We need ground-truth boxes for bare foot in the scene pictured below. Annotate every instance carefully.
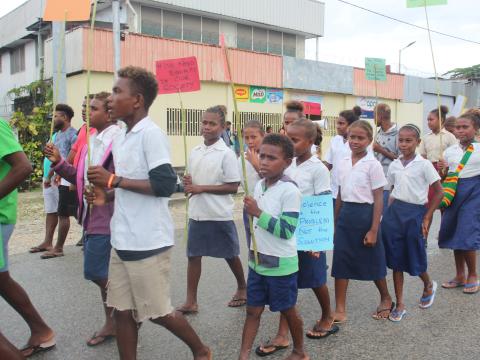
[442,276,465,289]
[228,287,247,307]
[284,349,309,360]
[333,311,347,324]
[86,324,116,346]
[257,335,290,355]
[306,315,336,338]
[21,329,55,356]
[194,346,211,360]
[176,303,199,314]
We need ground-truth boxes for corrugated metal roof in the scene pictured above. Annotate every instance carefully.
[81,27,282,88]
[353,68,404,100]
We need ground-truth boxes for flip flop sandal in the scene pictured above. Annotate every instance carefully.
[442,279,465,289]
[41,252,65,260]
[463,281,479,294]
[388,308,407,322]
[255,343,289,357]
[176,306,198,315]
[21,338,56,358]
[228,297,247,308]
[29,246,50,253]
[86,332,115,347]
[306,324,340,339]
[419,281,437,309]
[333,318,347,324]
[372,302,395,320]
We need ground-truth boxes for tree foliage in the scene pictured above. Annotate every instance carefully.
[8,80,53,189]
[443,64,480,80]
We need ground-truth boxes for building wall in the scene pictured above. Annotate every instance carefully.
[145,0,325,37]
[0,0,43,48]
[0,40,40,118]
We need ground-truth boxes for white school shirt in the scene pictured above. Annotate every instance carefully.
[253,178,302,258]
[110,116,174,251]
[82,124,122,221]
[188,138,241,221]
[285,156,330,196]
[443,143,480,178]
[238,155,261,196]
[338,152,387,204]
[387,155,440,205]
[325,135,350,199]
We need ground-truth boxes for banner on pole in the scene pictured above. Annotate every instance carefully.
[234,85,249,102]
[365,58,387,81]
[250,86,267,103]
[295,194,334,252]
[406,0,447,8]
[156,57,201,94]
[43,0,91,21]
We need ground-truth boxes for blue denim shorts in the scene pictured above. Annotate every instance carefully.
[247,268,298,312]
[84,234,111,281]
[0,224,14,273]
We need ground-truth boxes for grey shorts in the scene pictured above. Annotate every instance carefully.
[0,224,15,273]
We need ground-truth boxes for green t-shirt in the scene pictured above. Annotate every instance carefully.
[0,119,23,224]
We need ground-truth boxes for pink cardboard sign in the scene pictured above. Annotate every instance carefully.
[156,57,201,94]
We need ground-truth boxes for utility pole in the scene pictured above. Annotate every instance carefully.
[51,21,66,104]
[112,0,121,77]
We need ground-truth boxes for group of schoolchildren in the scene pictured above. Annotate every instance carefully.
[0,65,479,360]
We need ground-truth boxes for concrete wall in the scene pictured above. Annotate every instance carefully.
[0,0,43,48]
[0,40,40,118]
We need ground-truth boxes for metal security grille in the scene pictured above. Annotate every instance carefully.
[166,108,284,135]
[231,111,283,132]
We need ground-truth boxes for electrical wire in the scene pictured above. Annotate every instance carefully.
[336,0,480,45]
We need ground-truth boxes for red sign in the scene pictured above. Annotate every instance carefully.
[155,57,201,94]
[302,101,322,116]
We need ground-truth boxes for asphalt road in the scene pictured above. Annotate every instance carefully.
[1,214,479,360]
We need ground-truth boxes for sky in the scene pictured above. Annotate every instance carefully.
[1,0,479,78]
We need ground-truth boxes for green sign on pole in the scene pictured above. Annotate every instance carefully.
[365,58,386,81]
[406,0,447,8]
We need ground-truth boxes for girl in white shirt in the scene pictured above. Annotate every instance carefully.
[381,124,443,322]
[332,120,393,323]
[325,107,361,205]
[179,105,247,313]
[438,110,480,294]
[240,120,264,248]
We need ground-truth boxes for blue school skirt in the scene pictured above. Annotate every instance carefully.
[297,251,327,289]
[187,220,240,258]
[243,209,251,249]
[381,200,427,276]
[331,202,387,281]
[439,176,480,251]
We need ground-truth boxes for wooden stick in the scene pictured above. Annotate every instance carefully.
[374,65,379,139]
[423,2,443,153]
[49,12,67,142]
[221,43,259,266]
[178,91,189,243]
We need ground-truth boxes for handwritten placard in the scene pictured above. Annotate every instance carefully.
[407,0,447,8]
[156,57,201,94]
[365,58,386,81]
[295,194,334,252]
[43,0,91,21]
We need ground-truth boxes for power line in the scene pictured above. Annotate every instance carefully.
[336,0,480,46]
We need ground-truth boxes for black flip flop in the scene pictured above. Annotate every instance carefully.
[21,339,56,358]
[255,343,289,357]
[372,302,395,320]
[306,324,340,339]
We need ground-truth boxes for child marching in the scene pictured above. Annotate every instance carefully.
[179,105,247,313]
[381,124,443,321]
[239,134,307,360]
[438,110,480,294]
[332,120,393,323]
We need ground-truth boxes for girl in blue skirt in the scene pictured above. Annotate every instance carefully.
[438,110,480,295]
[332,120,393,323]
[381,124,443,322]
[254,119,337,356]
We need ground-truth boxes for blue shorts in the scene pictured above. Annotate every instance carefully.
[0,224,14,273]
[84,234,111,281]
[247,268,298,312]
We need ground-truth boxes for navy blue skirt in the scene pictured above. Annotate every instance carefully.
[439,176,480,250]
[331,202,387,281]
[381,200,427,276]
[297,251,327,289]
[187,220,240,258]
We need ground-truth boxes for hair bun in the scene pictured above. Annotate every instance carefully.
[217,105,227,117]
[352,106,362,117]
[285,100,304,113]
[440,105,449,115]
